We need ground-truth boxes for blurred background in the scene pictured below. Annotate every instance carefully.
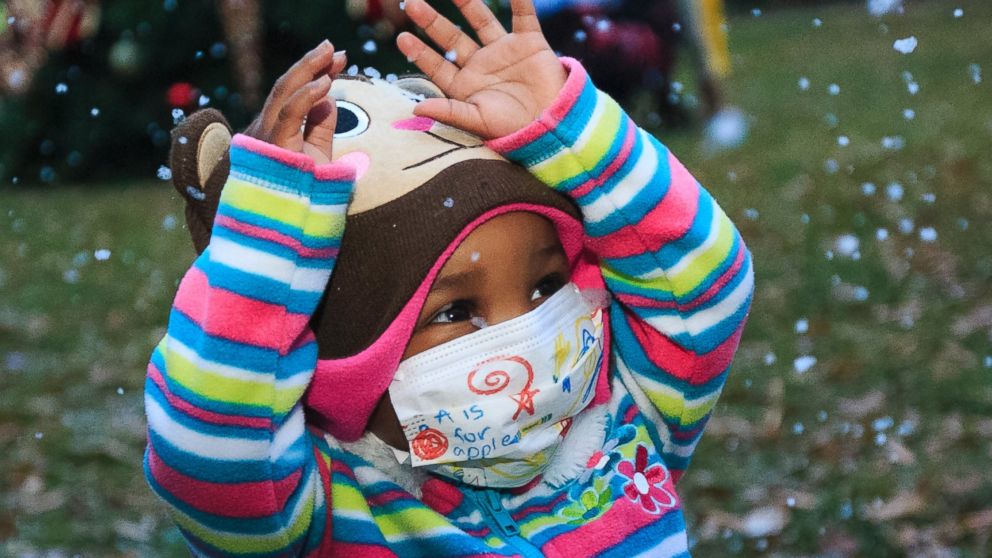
[1,0,990,556]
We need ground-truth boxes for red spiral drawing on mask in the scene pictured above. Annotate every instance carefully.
[412,427,448,461]
[467,356,539,420]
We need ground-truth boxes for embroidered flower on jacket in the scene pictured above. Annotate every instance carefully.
[559,477,613,524]
[617,445,677,514]
[577,424,637,484]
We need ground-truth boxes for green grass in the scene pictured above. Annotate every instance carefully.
[2,1,991,556]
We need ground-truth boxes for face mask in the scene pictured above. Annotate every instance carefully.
[388,283,605,488]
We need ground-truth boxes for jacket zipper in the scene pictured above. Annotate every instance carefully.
[474,489,545,558]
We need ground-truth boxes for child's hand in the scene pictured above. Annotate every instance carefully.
[244,40,347,165]
[397,0,567,139]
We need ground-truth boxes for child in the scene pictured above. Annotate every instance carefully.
[145,0,754,555]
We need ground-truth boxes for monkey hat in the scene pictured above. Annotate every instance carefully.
[168,74,611,442]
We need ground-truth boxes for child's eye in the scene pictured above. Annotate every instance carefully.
[530,274,566,302]
[430,301,474,324]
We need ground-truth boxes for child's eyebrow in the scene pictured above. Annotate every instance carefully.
[532,243,566,262]
[431,268,481,294]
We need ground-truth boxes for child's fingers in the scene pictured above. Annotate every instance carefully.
[260,41,335,134]
[271,75,333,149]
[329,51,348,78]
[453,0,507,45]
[510,0,541,33]
[397,32,460,92]
[404,0,479,65]
[304,96,337,159]
[414,98,487,139]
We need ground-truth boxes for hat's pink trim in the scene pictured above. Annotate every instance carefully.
[305,204,611,441]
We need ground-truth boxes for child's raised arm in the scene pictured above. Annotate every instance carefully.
[398,0,754,480]
[144,42,353,556]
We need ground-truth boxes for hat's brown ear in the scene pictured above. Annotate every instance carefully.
[169,109,233,255]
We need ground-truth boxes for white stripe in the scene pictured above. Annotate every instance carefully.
[289,266,331,294]
[270,405,306,460]
[276,368,314,392]
[210,236,295,284]
[632,531,689,557]
[583,129,659,224]
[146,396,270,460]
[309,202,347,216]
[572,93,608,154]
[643,264,753,337]
[334,508,376,521]
[383,524,466,543]
[166,336,272,384]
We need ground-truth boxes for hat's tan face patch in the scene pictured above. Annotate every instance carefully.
[330,77,505,215]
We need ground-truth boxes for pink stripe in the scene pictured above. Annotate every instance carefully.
[463,526,492,538]
[148,446,301,518]
[214,214,339,260]
[614,243,747,311]
[366,488,414,508]
[148,362,271,429]
[546,496,673,553]
[626,311,745,385]
[485,58,587,153]
[233,134,315,171]
[328,542,398,558]
[511,493,568,521]
[174,266,310,353]
[586,151,699,260]
[330,460,357,480]
[568,119,638,199]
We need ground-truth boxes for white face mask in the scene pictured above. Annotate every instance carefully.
[388,283,605,488]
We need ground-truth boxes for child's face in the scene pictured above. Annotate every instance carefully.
[367,211,571,449]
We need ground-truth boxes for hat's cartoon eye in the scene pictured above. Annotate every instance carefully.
[334,101,370,138]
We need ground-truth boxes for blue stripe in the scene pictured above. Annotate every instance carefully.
[555,77,601,148]
[196,255,321,315]
[168,308,279,371]
[231,146,315,194]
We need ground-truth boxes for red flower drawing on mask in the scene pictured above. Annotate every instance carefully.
[467,356,539,420]
[618,445,677,514]
[412,427,448,461]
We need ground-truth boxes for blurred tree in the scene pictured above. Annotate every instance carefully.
[0,0,415,185]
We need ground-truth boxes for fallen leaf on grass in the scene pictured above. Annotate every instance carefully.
[951,304,992,338]
[838,390,886,419]
[863,490,926,522]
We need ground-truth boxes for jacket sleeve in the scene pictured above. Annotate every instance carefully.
[144,134,354,556]
[488,58,754,480]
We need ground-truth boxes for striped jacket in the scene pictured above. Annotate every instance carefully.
[144,59,754,557]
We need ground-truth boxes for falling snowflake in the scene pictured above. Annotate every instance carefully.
[793,355,817,374]
[892,36,918,54]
